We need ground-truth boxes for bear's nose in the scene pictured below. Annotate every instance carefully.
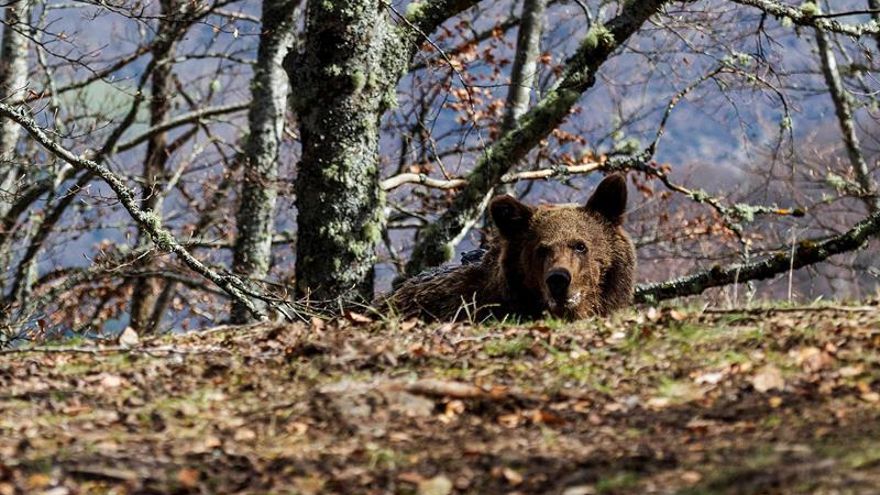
[545,269,571,300]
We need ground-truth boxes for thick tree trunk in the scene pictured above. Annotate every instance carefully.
[285,0,479,305]
[230,0,299,323]
[288,1,407,306]
[129,0,186,332]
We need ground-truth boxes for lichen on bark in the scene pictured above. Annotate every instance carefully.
[231,0,299,323]
[289,0,405,305]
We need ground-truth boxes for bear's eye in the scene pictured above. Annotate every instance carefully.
[536,245,551,258]
[572,241,588,254]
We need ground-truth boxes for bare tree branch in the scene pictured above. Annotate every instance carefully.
[0,102,268,321]
[731,0,880,37]
[381,173,467,190]
[635,208,880,303]
[113,102,250,153]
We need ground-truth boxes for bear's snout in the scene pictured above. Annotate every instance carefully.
[545,269,571,301]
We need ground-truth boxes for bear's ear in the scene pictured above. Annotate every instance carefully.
[585,174,627,225]
[490,195,533,238]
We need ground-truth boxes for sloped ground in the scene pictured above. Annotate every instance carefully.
[1,303,880,494]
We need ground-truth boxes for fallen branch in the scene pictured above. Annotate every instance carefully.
[400,378,542,402]
[402,378,486,398]
[702,304,878,315]
[0,344,231,356]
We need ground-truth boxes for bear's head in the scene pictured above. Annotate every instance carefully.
[489,174,635,319]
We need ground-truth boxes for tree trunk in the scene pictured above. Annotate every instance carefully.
[0,0,31,295]
[230,0,299,323]
[0,0,30,218]
[129,0,187,332]
[815,24,878,213]
[286,0,479,305]
[288,1,406,306]
[495,0,547,200]
[502,0,547,133]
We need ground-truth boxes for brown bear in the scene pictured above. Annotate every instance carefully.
[380,174,636,321]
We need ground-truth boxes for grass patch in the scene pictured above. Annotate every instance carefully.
[483,337,533,358]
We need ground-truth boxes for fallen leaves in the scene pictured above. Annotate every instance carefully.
[1,306,880,494]
[233,428,257,442]
[176,468,200,488]
[792,346,833,373]
[344,311,373,325]
[752,365,786,393]
[500,467,524,486]
[98,373,124,389]
[417,475,453,495]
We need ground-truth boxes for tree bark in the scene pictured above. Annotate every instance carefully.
[497,0,547,198]
[0,0,31,295]
[288,1,404,305]
[230,0,299,323]
[815,24,879,213]
[0,0,30,218]
[286,0,482,305]
[502,0,547,133]
[405,0,668,276]
[129,0,189,332]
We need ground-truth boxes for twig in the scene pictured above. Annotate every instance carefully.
[0,344,232,356]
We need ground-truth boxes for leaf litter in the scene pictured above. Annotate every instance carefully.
[0,304,879,493]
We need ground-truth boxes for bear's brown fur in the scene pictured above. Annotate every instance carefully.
[380,174,636,321]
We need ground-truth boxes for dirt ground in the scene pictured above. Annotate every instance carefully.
[1,303,880,494]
